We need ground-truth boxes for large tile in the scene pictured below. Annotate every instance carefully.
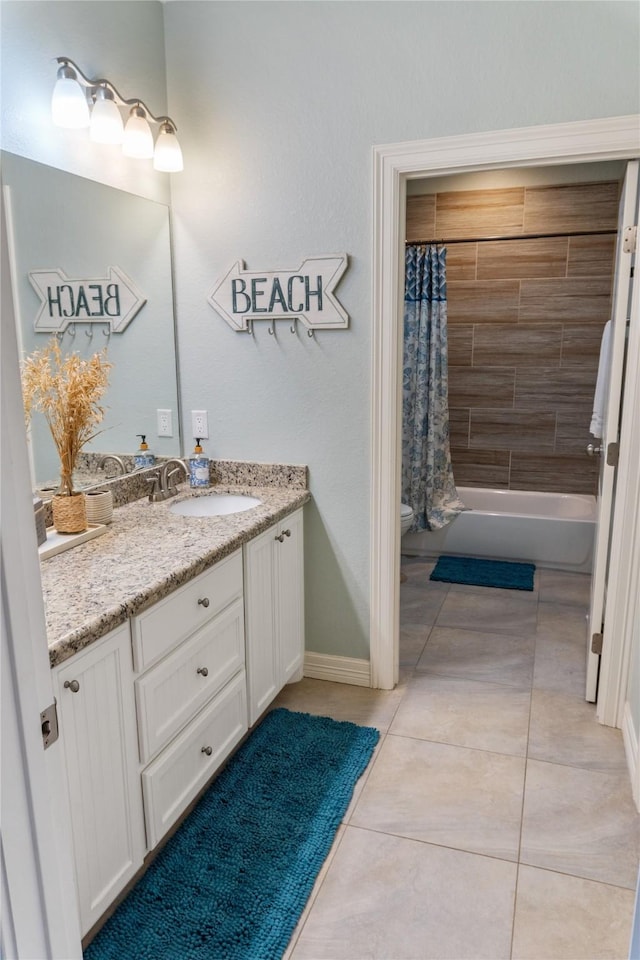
[473,322,562,366]
[399,623,431,668]
[520,759,640,889]
[389,673,531,756]
[510,452,598,495]
[436,587,539,636]
[416,624,535,688]
[477,236,568,280]
[511,864,636,960]
[446,242,477,282]
[515,365,598,410]
[469,409,556,451]
[400,579,449,627]
[448,280,520,324]
[523,181,619,235]
[538,569,591,607]
[405,194,435,241]
[448,365,515,408]
[350,735,525,860]
[533,602,588,696]
[519,276,612,324]
[567,233,616,278]
[528,689,628,773]
[271,678,406,734]
[449,408,471,447]
[448,324,474,365]
[450,447,511,487]
[436,186,525,239]
[561,321,607,366]
[291,826,517,960]
[555,407,598,454]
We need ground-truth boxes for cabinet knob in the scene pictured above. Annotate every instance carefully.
[201,745,213,756]
[64,679,80,693]
[198,597,210,608]
[275,533,285,543]
[283,528,291,537]
[197,666,209,677]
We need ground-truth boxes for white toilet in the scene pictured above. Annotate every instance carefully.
[400,502,414,537]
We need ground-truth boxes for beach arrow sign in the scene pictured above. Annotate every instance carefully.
[208,255,349,332]
[29,266,147,334]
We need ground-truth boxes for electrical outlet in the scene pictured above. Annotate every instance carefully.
[157,409,173,437]
[191,410,209,439]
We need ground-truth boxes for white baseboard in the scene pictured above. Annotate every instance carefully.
[303,652,371,687]
[622,700,639,812]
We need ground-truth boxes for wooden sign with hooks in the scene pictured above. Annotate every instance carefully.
[208,255,349,333]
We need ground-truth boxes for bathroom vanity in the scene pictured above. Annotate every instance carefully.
[43,469,309,938]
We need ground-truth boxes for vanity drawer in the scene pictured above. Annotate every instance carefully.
[135,597,245,763]
[141,671,247,849]
[131,550,242,672]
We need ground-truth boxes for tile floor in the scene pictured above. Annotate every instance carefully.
[273,558,640,960]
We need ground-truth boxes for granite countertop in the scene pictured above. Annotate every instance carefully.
[43,478,310,669]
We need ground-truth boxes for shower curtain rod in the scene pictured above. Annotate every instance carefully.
[405,228,617,245]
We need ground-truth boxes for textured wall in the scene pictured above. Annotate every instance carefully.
[407,180,618,494]
[164,0,640,659]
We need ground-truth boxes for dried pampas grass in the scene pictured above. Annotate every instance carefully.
[22,336,111,497]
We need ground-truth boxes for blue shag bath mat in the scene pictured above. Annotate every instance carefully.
[84,707,379,960]
[430,555,536,591]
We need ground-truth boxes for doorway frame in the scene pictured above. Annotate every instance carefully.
[370,114,640,704]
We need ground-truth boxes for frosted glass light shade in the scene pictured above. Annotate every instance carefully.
[122,107,154,159]
[153,125,184,172]
[90,94,124,144]
[52,73,90,128]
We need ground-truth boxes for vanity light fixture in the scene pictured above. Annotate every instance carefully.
[51,57,183,172]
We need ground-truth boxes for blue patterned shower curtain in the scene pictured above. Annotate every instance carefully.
[402,244,465,531]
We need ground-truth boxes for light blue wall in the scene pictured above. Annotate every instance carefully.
[164,0,640,659]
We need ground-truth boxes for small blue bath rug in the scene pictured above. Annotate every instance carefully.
[430,555,535,591]
[83,707,379,960]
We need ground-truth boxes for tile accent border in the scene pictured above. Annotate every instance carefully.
[304,652,371,687]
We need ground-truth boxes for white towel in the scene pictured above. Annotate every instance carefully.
[590,319,612,439]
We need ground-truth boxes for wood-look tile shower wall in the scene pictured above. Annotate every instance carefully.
[406,181,619,494]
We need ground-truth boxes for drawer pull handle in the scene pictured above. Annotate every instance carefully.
[198,597,210,608]
[275,533,285,543]
[64,679,80,693]
[201,745,213,756]
[283,528,291,537]
[197,666,209,677]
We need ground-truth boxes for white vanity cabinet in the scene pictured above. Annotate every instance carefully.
[131,550,248,850]
[244,508,304,725]
[53,622,145,938]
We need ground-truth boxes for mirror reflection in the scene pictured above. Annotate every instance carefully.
[1,151,181,492]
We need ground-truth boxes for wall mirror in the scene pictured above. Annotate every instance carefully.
[1,150,182,492]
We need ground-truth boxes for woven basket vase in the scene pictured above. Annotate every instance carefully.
[52,493,87,534]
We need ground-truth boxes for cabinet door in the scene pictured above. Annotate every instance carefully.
[276,508,305,683]
[55,624,145,937]
[244,524,278,726]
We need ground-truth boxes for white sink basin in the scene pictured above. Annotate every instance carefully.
[169,494,262,517]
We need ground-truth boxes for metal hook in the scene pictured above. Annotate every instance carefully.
[290,318,298,335]
[246,319,254,335]
[267,321,275,336]
[102,324,111,339]
[68,323,76,337]
[307,328,315,339]
[85,326,94,340]
[55,331,64,342]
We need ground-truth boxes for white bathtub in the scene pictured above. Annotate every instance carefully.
[401,486,597,574]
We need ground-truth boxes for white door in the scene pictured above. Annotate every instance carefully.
[586,160,640,701]
[1,191,82,957]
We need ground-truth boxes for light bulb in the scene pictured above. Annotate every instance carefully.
[90,87,123,144]
[153,123,184,172]
[122,105,154,159]
[51,65,90,129]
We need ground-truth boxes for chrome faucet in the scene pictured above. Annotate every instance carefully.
[98,454,128,476]
[147,458,189,502]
